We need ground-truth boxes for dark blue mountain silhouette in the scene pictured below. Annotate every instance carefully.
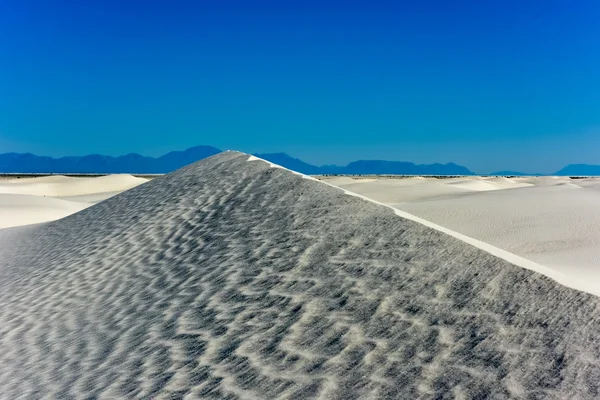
[554,164,600,176]
[339,160,472,176]
[0,146,221,174]
[0,146,475,175]
[253,153,474,175]
[253,153,323,175]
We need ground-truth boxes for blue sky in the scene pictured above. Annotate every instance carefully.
[1,0,599,173]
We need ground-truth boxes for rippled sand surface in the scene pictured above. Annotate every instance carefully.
[324,175,600,289]
[1,152,600,398]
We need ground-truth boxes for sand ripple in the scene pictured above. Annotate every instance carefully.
[0,152,600,398]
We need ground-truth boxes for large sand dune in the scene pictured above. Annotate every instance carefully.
[1,152,600,398]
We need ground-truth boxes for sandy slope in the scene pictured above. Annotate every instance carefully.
[0,174,147,228]
[324,176,600,280]
[58,190,127,203]
[0,174,147,197]
[1,152,600,398]
[0,194,90,229]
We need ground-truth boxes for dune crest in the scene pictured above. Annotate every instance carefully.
[1,152,600,398]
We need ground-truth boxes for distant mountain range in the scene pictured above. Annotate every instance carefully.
[488,166,600,176]
[1,146,599,176]
[554,164,600,176]
[254,153,474,176]
[0,146,475,175]
[0,146,222,174]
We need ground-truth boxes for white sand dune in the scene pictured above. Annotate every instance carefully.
[485,176,532,187]
[2,151,600,398]
[0,174,147,228]
[59,190,126,203]
[325,176,379,185]
[0,194,90,229]
[1,174,76,183]
[326,179,467,203]
[447,177,533,191]
[0,174,146,197]
[324,175,600,286]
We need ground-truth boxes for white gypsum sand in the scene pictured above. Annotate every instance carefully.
[323,175,600,287]
[0,174,147,197]
[0,194,89,229]
[0,174,147,228]
[2,152,600,398]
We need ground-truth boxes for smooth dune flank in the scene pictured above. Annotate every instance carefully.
[0,194,89,229]
[0,174,147,228]
[2,152,600,398]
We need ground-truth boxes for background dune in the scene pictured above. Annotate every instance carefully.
[0,174,147,228]
[0,194,89,229]
[0,174,147,197]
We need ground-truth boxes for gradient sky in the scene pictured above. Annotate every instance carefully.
[1,0,599,173]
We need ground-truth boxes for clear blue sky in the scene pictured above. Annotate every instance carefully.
[1,0,599,173]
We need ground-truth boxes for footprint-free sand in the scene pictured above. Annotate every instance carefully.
[1,152,600,398]
[0,174,147,228]
[323,175,600,292]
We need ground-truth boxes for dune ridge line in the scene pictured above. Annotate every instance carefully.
[248,154,592,297]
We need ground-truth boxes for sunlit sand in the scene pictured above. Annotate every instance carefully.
[2,153,600,397]
[0,174,147,228]
[323,175,600,291]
